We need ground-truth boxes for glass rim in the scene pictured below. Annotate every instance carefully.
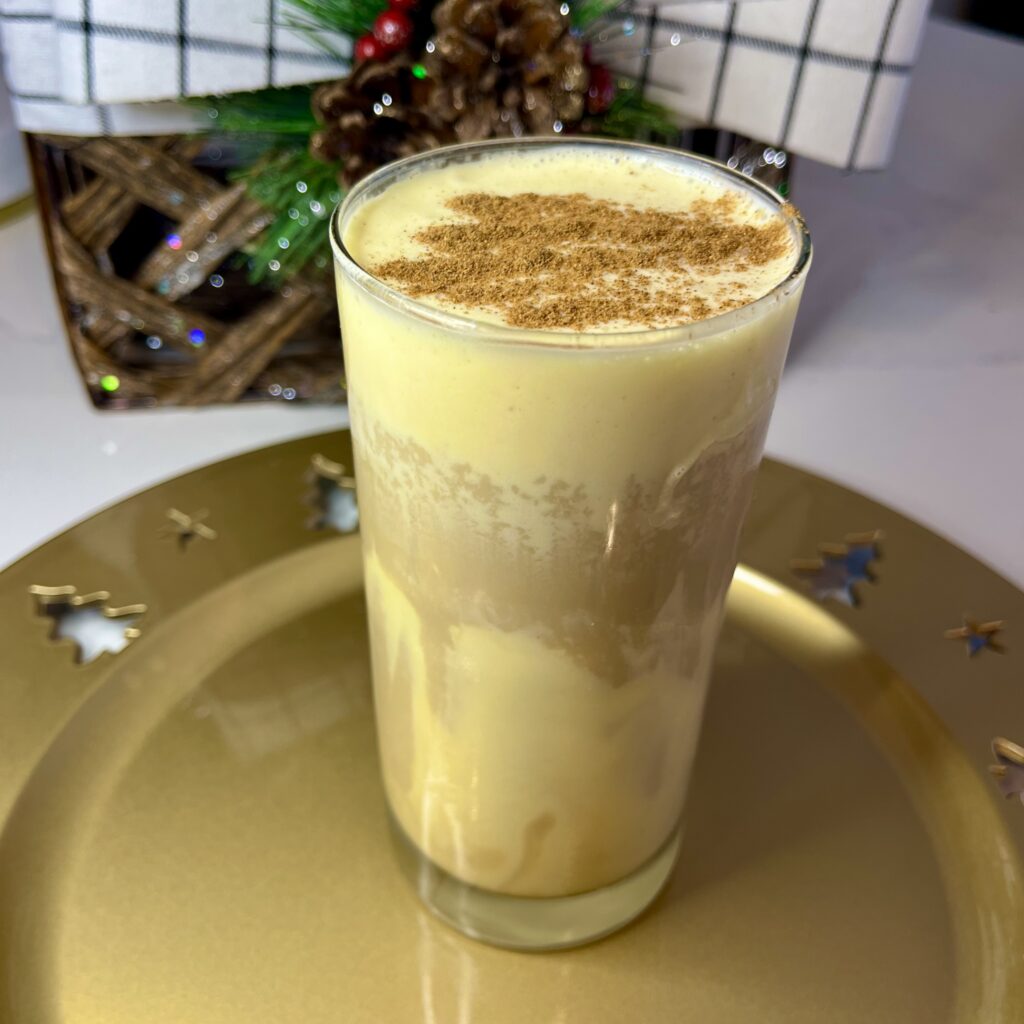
[330,136,812,352]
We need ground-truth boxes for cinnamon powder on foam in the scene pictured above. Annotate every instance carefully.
[370,191,796,332]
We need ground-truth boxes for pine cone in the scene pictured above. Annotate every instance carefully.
[310,57,453,187]
[426,0,588,141]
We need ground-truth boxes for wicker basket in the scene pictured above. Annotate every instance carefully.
[28,129,789,410]
[29,134,344,409]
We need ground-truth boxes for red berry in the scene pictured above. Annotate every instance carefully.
[586,64,615,115]
[390,0,418,10]
[354,33,382,61]
[373,10,413,53]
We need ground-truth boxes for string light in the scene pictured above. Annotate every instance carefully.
[189,328,206,346]
[100,374,120,392]
[166,233,182,250]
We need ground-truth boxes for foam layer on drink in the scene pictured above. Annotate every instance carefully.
[343,146,800,335]
[335,143,806,898]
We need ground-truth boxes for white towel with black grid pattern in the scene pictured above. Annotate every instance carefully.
[0,0,930,169]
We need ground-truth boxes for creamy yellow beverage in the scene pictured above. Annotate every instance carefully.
[332,139,808,942]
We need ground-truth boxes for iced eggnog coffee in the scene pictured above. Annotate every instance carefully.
[331,139,809,948]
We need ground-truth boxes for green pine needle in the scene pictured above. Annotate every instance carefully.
[198,86,318,137]
[232,147,343,284]
[592,81,679,143]
[283,0,388,41]
[571,0,626,29]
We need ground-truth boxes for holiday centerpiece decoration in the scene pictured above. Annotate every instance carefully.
[30,0,678,409]
[6,0,935,408]
[208,0,677,294]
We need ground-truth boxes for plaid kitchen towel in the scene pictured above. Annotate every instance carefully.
[0,0,930,169]
[592,0,931,168]
[0,0,349,133]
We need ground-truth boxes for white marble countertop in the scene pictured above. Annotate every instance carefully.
[2,18,1022,587]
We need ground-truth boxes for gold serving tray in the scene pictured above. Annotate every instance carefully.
[1,431,1022,1022]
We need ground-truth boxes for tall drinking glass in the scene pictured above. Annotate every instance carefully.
[330,138,811,950]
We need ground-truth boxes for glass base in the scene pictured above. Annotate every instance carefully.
[388,817,682,951]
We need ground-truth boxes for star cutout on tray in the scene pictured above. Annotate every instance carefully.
[791,531,882,607]
[29,585,146,664]
[161,508,218,549]
[944,617,1006,657]
[989,738,1024,805]
[305,453,359,533]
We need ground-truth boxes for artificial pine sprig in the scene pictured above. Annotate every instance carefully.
[282,0,388,46]
[571,0,625,30]
[232,147,342,283]
[592,81,678,143]
[200,86,318,137]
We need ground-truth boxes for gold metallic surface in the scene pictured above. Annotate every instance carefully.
[1,432,1022,1021]
[27,584,147,662]
[944,617,1007,657]
[993,739,1024,769]
[161,508,218,547]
